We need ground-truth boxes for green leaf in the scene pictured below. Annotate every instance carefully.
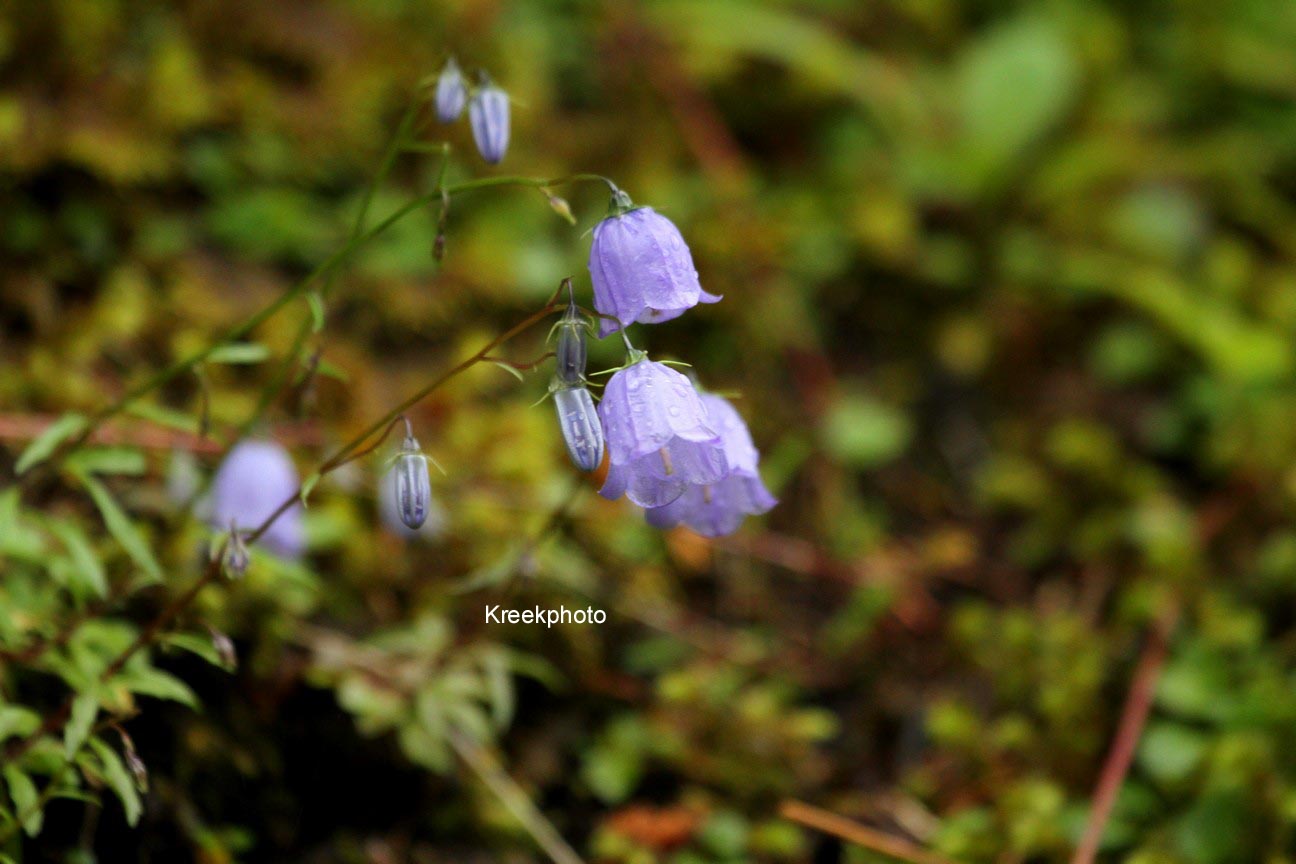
[65,690,99,759]
[207,342,271,364]
[115,667,198,708]
[307,290,325,333]
[16,412,87,474]
[161,633,233,671]
[45,519,108,599]
[88,738,142,826]
[122,402,199,433]
[820,394,911,469]
[315,359,350,382]
[65,447,147,476]
[2,765,42,836]
[73,472,163,584]
[0,706,40,742]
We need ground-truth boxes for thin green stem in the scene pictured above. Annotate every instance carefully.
[448,728,585,864]
[239,101,422,436]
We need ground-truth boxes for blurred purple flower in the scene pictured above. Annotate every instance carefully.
[209,440,303,559]
[434,58,467,123]
[645,393,776,537]
[597,359,727,507]
[588,194,720,337]
[469,84,509,164]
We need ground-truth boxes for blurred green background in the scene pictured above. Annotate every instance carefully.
[4,0,1296,861]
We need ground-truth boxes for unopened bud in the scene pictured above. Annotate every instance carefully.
[394,423,432,529]
[434,58,467,123]
[223,523,249,579]
[553,386,604,472]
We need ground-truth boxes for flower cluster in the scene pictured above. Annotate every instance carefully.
[206,110,773,569]
[434,58,510,164]
[554,188,776,537]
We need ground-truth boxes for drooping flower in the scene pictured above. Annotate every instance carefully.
[434,58,467,123]
[554,385,604,472]
[209,440,303,559]
[645,393,776,537]
[393,425,433,529]
[597,359,727,508]
[469,82,510,164]
[588,191,720,337]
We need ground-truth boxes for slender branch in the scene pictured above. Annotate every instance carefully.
[779,800,957,864]
[238,102,423,435]
[26,175,605,480]
[448,728,585,864]
[1070,602,1181,864]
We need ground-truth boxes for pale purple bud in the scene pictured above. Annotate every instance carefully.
[553,297,588,387]
[394,432,432,529]
[588,194,721,337]
[435,58,467,123]
[554,386,604,472]
[209,440,303,560]
[645,394,776,537]
[469,84,509,164]
[597,360,727,508]
[379,462,447,541]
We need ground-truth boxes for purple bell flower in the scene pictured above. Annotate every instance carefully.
[588,191,721,338]
[469,83,510,164]
[597,359,727,508]
[645,393,777,537]
[434,58,467,123]
[209,440,303,560]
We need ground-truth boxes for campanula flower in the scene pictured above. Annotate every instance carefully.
[554,386,604,472]
[645,393,776,537]
[209,440,303,559]
[552,299,589,388]
[393,424,433,529]
[434,58,467,123]
[597,359,727,507]
[588,191,720,337]
[469,82,509,164]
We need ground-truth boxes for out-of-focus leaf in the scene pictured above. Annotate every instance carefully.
[73,472,163,584]
[206,343,271,365]
[16,413,86,474]
[2,765,42,836]
[65,690,99,759]
[87,738,142,826]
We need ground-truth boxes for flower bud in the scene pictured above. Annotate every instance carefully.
[469,83,510,164]
[394,430,432,529]
[223,524,249,579]
[554,385,605,472]
[553,302,588,387]
[434,58,467,123]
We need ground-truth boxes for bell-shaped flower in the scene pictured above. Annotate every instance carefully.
[597,359,727,508]
[469,83,510,164]
[209,440,303,559]
[588,191,720,337]
[434,58,467,123]
[645,393,776,537]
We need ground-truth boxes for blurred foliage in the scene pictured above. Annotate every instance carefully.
[4,0,1296,862]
